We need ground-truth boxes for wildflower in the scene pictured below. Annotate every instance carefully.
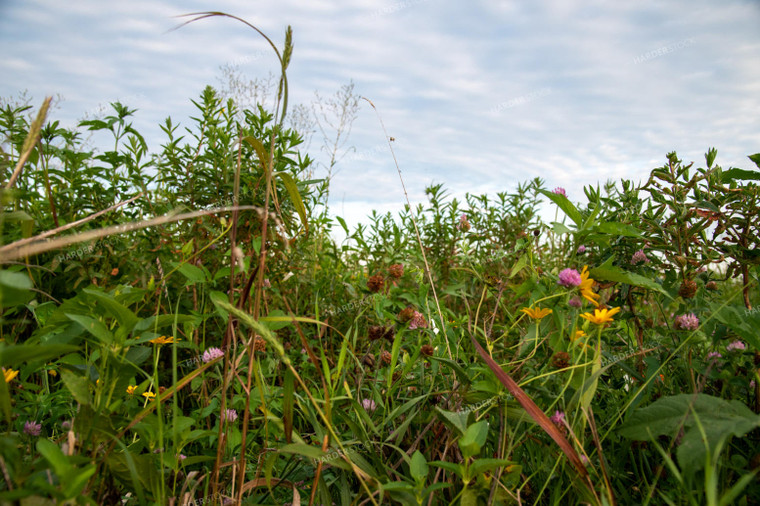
[23,421,41,437]
[110,268,119,276]
[388,263,404,278]
[551,352,570,369]
[380,350,392,365]
[631,250,649,265]
[178,454,187,461]
[568,296,583,308]
[398,306,416,323]
[420,344,435,356]
[222,409,238,423]
[674,313,699,331]
[577,245,587,254]
[150,335,179,345]
[362,399,377,412]
[408,311,428,330]
[678,279,698,299]
[521,307,553,320]
[552,187,567,197]
[580,455,589,465]
[126,385,137,396]
[458,213,471,232]
[48,369,57,377]
[751,380,756,388]
[572,330,587,341]
[253,337,266,352]
[706,351,722,360]
[727,340,746,352]
[367,274,384,293]
[61,420,71,431]
[558,268,582,287]
[142,391,156,401]
[3,368,19,383]
[262,278,271,288]
[550,410,565,426]
[202,347,224,363]
[580,307,621,325]
[578,266,600,306]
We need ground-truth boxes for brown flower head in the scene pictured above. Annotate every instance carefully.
[388,263,404,279]
[398,306,416,323]
[253,337,266,352]
[420,344,434,357]
[367,274,385,293]
[678,279,698,299]
[381,350,392,366]
[551,351,571,369]
[706,281,718,291]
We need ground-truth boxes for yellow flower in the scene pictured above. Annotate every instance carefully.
[580,307,621,325]
[520,307,553,320]
[571,330,587,341]
[142,391,156,400]
[150,335,178,345]
[48,369,57,377]
[579,266,600,307]
[3,368,19,383]
[126,385,137,396]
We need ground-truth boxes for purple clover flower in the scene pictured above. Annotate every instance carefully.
[222,409,238,423]
[361,399,377,411]
[550,410,565,426]
[726,340,746,352]
[577,245,586,254]
[631,249,649,265]
[558,268,582,287]
[202,347,224,363]
[674,313,699,331]
[552,187,567,197]
[23,421,41,436]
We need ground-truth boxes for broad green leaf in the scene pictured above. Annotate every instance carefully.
[619,394,760,474]
[459,420,489,459]
[436,407,470,436]
[590,263,670,298]
[0,270,33,308]
[0,344,78,369]
[591,222,643,237]
[59,369,93,406]
[410,450,428,482]
[468,458,517,478]
[82,288,139,331]
[176,263,207,285]
[539,189,582,226]
[37,439,70,479]
[279,443,326,461]
[721,167,760,182]
[65,314,113,345]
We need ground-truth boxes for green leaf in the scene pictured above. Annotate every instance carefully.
[276,171,309,234]
[436,407,470,436]
[82,289,139,333]
[65,314,114,345]
[591,222,643,237]
[590,263,671,299]
[749,153,760,170]
[176,263,207,285]
[468,458,517,478]
[619,394,760,474]
[37,439,70,479]
[279,443,326,461]
[410,450,428,482]
[0,270,33,308]
[538,189,582,226]
[0,344,78,369]
[59,369,93,406]
[336,216,349,235]
[459,420,489,459]
[721,167,760,182]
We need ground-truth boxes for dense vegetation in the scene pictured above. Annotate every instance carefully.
[1,14,759,506]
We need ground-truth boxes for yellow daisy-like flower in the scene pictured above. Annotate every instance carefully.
[48,369,58,377]
[149,335,179,345]
[3,368,19,383]
[126,385,137,396]
[520,307,553,320]
[580,307,621,325]
[579,266,600,307]
[142,391,156,400]
[571,330,587,341]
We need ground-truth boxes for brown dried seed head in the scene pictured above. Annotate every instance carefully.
[678,279,698,299]
[551,351,570,369]
[253,337,266,352]
[367,274,385,293]
[388,263,404,279]
[381,350,392,365]
[420,344,434,357]
[706,281,718,291]
[369,325,385,341]
[398,306,416,323]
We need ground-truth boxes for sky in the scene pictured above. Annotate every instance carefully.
[2,0,759,234]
